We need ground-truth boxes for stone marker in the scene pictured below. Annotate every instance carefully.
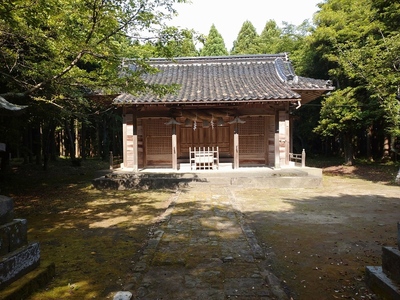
[0,195,14,224]
[365,222,400,300]
[0,195,41,290]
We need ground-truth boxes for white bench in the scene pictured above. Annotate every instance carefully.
[289,149,306,167]
[190,147,219,170]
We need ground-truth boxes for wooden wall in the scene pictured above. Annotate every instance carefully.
[122,103,291,169]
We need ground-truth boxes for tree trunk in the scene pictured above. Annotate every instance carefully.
[64,120,75,159]
[366,125,373,161]
[396,166,400,184]
[343,133,355,165]
[382,136,390,160]
[81,122,86,160]
[35,126,42,165]
[102,118,108,161]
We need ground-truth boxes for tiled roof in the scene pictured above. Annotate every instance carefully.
[113,54,333,105]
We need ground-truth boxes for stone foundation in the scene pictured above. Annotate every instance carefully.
[366,222,400,299]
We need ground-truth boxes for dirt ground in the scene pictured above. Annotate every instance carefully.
[1,160,399,299]
[234,174,400,299]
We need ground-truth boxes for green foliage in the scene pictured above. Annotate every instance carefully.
[231,20,259,54]
[200,24,228,56]
[0,0,187,108]
[309,0,400,139]
[314,87,363,137]
[0,0,189,163]
[258,20,283,54]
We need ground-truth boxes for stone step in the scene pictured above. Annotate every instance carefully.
[189,174,322,188]
[366,266,400,300]
[382,247,400,283]
[0,242,41,289]
[179,162,232,171]
[0,261,55,300]
[0,219,28,256]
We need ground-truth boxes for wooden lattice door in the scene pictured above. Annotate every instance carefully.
[144,119,172,167]
[178,124,231,158]
[238,116,267,165]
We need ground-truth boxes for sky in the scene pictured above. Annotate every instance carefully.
[169,0,322,50]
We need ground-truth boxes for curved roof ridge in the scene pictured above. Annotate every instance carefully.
[274,57,297,82]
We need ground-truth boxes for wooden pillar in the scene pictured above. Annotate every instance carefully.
[122,111,127,169]
[172,124,177,170]
[274,111,280,169]
[122,109,138,171]
[132,116,138,172]
[233,123,239,169]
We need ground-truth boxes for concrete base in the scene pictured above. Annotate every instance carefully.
[366,266,400,300]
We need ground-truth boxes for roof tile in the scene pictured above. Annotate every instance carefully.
[114,54,332,105]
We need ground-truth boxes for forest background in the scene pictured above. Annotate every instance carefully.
[1,0,399,179]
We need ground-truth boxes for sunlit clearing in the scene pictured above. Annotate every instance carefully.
[89,215,129,228]
[31,280,98,299]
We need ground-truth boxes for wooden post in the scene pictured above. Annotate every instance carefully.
[132,116,138,172]
[172,124,177,170]
[274,111,281,169]
[301,149,306,168]
[122,116,127,169]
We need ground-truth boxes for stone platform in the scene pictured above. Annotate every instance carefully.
[93,167,323,190]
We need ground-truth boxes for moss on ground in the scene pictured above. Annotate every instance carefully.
[1,159,174,299]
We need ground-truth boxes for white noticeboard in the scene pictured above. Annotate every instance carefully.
[0,143,6,152]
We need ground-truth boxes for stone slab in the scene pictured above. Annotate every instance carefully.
[382,246,400,283]
[0,196,14,225]
[0,219,28,255]
[366,266,400,300]
[0,242,40,289]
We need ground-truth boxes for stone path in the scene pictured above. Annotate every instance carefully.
[125,184,287,300]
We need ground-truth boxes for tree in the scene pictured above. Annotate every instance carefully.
[231,20,259,54]
[304,0,397,165]
[200,24,228,56]
[0,0,187,164]
[314,87,365,165]
[171,29,199,57]
[314,0,400,161]
[258,20,283,54]
[0,0,186,106]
